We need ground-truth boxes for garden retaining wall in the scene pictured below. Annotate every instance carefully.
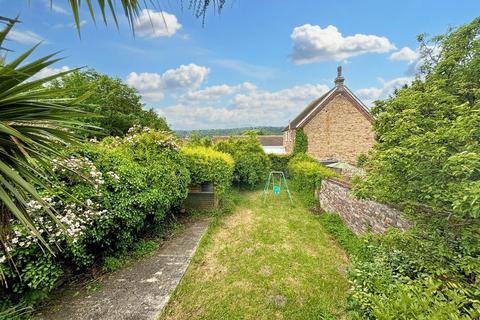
[318,178,410,234]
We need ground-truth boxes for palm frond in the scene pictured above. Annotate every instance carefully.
[0,18,99,284]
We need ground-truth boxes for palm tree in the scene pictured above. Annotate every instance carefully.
[0,17,96,279]
[59,0,227,32]
[0,0,228,279]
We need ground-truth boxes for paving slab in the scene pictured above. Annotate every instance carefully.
[36,218,209,320]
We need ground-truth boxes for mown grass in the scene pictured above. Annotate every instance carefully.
[160,190,350,320]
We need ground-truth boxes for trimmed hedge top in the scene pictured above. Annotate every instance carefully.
[182,146,234,195]
[214,135,271,187]
[288,154,337,193]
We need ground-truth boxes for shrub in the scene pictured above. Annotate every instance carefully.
[356,153,368,168]
[293,128,308,154]
[268,154,291,174]
[348,225,480,319]
[0,127,190,310]
[348,18,480,319]
[214,135,271,188]
[182,146,234,195]
[288,154,337,194]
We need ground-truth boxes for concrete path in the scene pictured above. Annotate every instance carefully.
[37,218,209,320]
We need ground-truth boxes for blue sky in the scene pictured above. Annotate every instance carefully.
[2,0,480,129]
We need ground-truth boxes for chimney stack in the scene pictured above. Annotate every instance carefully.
[334,66,345,87]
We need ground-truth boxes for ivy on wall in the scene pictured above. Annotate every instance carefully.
[293,128,308,154]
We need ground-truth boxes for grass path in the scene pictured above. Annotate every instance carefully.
[160,191,350,320]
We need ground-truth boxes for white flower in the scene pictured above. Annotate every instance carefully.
[0,256,6,264]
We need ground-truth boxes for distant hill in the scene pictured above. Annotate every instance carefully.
[175,126,284,138]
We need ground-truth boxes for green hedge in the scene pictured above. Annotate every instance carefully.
[287,154,337,193]
[182,146,234,195]
[268,154,291,173]
[0,127,190,310]
[214,135,271,187]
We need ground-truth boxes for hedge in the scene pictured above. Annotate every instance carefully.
[182,146,234,195]
[0,127,190,310]
[214,135,271,187]
[287,154,337,195]
[268,154,291,174]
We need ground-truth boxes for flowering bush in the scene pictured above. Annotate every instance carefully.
[0,127,190,309]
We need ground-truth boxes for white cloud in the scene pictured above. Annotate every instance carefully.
[134,9,182,38]
[126,64,210,102]
[162,64,210,90]
[158,83,330,130]
[182,82,256,102]
[8,30,44,45]
[356,76,414,105]
[290,24,395,64]
[389,46,419,63]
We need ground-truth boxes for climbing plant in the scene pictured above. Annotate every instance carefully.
[293,129,308,154]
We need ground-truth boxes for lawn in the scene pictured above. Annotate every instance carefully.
[160,190,350,320]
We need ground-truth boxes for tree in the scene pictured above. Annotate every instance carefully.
[0,0,228,287]
[356,17,480,221]
[50,70,169,136]
[49,1,227,33]
[0,18,94,275]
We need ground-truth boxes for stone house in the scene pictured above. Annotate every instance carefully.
[283,67,375,164]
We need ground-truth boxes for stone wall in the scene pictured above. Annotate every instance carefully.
[303,94,375,164]
[318,178,410,234]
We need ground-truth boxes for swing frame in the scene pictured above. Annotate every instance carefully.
[262,171,293,205]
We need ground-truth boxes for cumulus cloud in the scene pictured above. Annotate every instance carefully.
[134,9,182,38]
[8,30,44,44]
[182,82,257,102]
[126,64,210,102]
[290,24,395,64]
[158,83,330,129]
[356,76,414,105]
[389,46,419,63]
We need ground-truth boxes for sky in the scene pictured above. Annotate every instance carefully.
[2,0,480,130]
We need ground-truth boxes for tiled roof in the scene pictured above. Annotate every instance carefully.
[284,68,373,131]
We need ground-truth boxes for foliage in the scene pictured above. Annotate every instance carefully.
[214,135,271,188]
[185,132,213,147]
[0,127,190,310]
[50,70,169,137]
[0,18,96,277]
[293,128,308,154]
[182,146,234,195]
[356,153,368,168]
[175,126,284,138]
[288,154,337,196]
[355,17,480,220]
[349,18,480,319]
[318,213,369,260]
[268,154,291,174]
[348,223,480,319]
[43,1,228,34]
